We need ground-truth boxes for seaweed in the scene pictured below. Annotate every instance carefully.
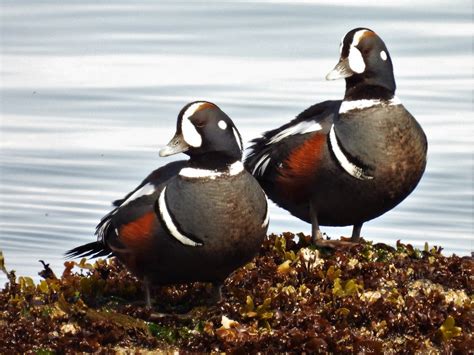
[0,233,472,353]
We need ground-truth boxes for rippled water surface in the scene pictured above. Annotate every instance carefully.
[1,0,473,284]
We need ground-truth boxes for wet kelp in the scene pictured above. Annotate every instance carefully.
[0,233,472,353]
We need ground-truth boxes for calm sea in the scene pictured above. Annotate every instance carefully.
[1,0,472,284]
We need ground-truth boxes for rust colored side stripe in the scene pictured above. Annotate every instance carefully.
[276,133,326,202]
[119,211,157,249]
[281,133,326,180]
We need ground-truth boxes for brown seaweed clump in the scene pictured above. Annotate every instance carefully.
[0,233,472,353]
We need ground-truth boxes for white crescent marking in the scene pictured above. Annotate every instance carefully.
[158,186,202,247]
[261,202,270,228]
[329,125,373,180]
[233,127,243,152]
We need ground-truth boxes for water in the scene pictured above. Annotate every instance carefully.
[1,0,472,285]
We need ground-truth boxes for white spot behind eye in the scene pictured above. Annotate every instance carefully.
[348,46,365,74]
[380,50,387,61]
[218,120,227,130]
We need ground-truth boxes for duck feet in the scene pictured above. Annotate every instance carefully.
[148,311,198,321]
[148,306,209,321]
[313,237,360,249]
[311,219,364,248]
[147,282,222,321]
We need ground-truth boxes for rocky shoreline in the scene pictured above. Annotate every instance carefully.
[1,233,472,353]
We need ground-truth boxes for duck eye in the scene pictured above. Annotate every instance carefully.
[194,120,206,128]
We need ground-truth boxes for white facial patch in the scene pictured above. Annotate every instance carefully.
[252,153,271,176]
[121,183,156,206]
[179,161,244,179]
[380,50,387,61]
[233,127,243,152]
[181,102,205,147]
[339,96,401,114]
[347,46,365,74]
[346,29,371,74]
[329,125,373,180]
[158,186,202,247]
[267,121,322,145]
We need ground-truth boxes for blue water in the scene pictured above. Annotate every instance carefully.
[1,0,472,285]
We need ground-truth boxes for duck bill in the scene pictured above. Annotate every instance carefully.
[326,58,354,80]
[159,133,190,157]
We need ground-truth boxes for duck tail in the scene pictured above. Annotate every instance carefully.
[65,241,111,259]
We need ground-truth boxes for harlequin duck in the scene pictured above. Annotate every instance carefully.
[67,101,269,306]
[245,28,427,246]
